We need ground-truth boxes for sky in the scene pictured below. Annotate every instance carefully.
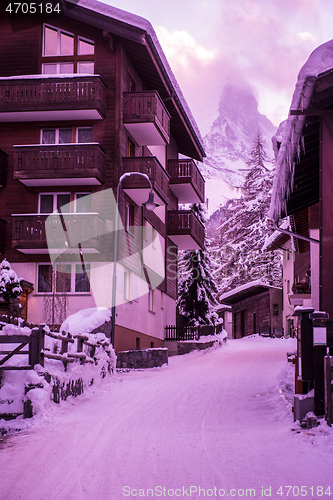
[99,0,333,134]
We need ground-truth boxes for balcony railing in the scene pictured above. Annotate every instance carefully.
[0,149,8,187]
[167,210,205,250]
[12,213,105,253]
[14,143,106,186]
[0,75,107,120]
[123,91,170,145]
[0,219,6,254]
[122,156,170,203]
[167,159,205,203]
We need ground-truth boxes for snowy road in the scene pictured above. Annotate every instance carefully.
[1,337,333,500]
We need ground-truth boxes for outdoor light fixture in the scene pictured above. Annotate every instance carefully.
[142,190,160,211]
[111,172,159,347]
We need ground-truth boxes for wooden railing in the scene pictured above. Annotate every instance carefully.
[167,159,205,203]
[14,143,106,185]
[0,322,110,372]
[167,210,205,249]
[0,75,107,116]
[122,156,170,203]
[0,218,6,255]
[0,148,8,187]
[123,91,170,143]
[12,213,105,252]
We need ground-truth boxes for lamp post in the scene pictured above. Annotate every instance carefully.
[110,172,159,348]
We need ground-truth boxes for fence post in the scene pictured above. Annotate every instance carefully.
[38,324,45,367]
[30,328,39,368]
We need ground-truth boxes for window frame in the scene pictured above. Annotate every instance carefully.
[41,24,95,74]
[36,262,91,295]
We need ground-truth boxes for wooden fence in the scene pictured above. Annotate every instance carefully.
[165,324,223,341]
[0,320,110,373]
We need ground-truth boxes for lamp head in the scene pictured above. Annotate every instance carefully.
[143,191,159,211]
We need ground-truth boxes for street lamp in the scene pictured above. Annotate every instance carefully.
[111,172,159,347]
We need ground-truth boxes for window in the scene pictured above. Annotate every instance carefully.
[75,193,92,213]
[77,127,93,143]
[126,203,135,234]
[43,26,74,56]
[39,193,70,213]
[42,25,94,74]
[124,269,131,301]
[148,287,155,312]
[37,263,90,294]
[128,138,135,157]
[41,128,73,144]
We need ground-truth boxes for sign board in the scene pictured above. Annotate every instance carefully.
[313,326,327,345]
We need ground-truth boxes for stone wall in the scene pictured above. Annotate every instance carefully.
[116,348,168,369]
[177,340,217,355]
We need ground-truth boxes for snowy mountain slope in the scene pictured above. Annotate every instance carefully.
[201,82,277,216]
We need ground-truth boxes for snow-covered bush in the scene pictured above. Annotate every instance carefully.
[0,259,22,301]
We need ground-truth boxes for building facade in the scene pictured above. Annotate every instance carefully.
[220,281,283,338]
[0,0,205,351]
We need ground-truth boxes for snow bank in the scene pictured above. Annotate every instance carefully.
[60,307,111,336]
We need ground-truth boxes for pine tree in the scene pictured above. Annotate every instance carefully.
[177,204,219,326]
[0,259,22,301]
[211,132,282,295]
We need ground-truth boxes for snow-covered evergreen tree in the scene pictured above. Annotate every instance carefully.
[0,259,22,301]
[177,204,219,326]
[211,132,282,295]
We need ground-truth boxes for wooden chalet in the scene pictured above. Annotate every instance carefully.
[269,39,333,415]
[0,0,205,351]
[220,281,283,339]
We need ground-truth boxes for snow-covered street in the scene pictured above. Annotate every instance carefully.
[1,337,333,500]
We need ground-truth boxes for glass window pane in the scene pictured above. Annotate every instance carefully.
[38,265,52,293]
[56,264,71,293]
[76,193,91,213]
[42,129,56,144]
[60,32,74,55]
[77,127,93,143]
[57,194,71,211]
[78,39,94,55]
[40,194,54,214]
[60,63,74,74]
[75,264,90,292]
[59,128,72,144]
[78,62,94,75]
[44,26,57,56]
[42,64,57,74]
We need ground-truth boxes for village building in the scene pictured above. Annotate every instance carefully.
[268,39,333,416]
[0,0,205,351]
[220,281,283,338]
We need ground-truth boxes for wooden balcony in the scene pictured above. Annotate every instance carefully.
[12,213,105,254]
[0,149,8,187]
[168,159,205,203]
[167,210,205,250]
[14,143,106,186]
[122,156,169,205]
[0,75,107,122]
[0,219,6,254]
[123,91,170,145]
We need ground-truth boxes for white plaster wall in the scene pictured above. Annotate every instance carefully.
[116,289,176,340]
[282,240,295,333]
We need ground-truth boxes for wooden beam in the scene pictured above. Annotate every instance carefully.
[290,109,333,115]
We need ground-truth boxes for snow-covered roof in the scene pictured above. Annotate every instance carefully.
[262,218,290,251]
[269,39,333,222]
[66,0,204,158]
[220,280,281,304]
